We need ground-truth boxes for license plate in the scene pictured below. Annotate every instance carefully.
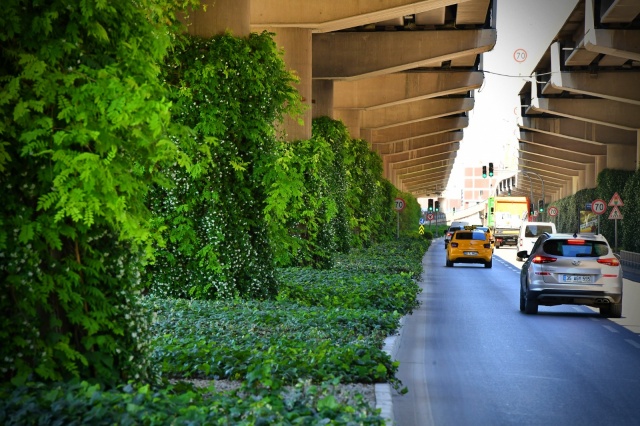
[562,275,592,283]
[464,251,478,256]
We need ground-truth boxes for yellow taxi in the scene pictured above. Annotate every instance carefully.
[446,228,493,268]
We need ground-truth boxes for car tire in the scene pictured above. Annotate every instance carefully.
[524,290,538,314]
[446,258,453,267]
[601,302,622,318]
[484,259,492,268]
[519,286,525,312]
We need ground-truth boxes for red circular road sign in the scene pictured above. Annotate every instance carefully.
[591,199,607,215]
[426,213,435,221]
[548,206,559,217]
[394,197,406,212]
[513,48,528,63]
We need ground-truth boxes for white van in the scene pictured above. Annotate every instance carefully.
[516,222,556,261]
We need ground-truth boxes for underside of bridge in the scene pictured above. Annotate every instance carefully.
[183,0,497,199]
[513,0,640,203]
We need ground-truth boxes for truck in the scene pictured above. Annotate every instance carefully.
[487,196,531,248]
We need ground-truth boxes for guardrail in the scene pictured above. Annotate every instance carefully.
[620,250,640,283]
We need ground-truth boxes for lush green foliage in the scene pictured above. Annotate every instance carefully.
[0,379,384,425]
[0,0,199,386]
[597,169,633,249]
[549,168,638,251]
[146,297,400,385]
[145,31,300,300]
[1,237,428,424]
[622,169,640,252]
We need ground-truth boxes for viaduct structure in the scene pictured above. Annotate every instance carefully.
[182,0,497,198]
[513,0,640,203]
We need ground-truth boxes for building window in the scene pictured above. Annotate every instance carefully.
[480,190,484,196]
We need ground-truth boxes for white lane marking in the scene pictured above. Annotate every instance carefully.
[626,339,640,349]
[603,325,619,333]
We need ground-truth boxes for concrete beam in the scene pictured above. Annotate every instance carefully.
[333,71,483,109]
[518,130,607,156]
[520,117,637,146]
[363,116,469,144]
[395,162,452,178]
[250,0,463,33]
[362,98,473,129]
[529,98,640,131]
[566,0,640,65]
[372,131,463,155]
[313,29,496,80]
[548,42,640,105]
[381,142,459,164]
[519,142,595,165]
[389,151,457,169]
[518,151,584,173]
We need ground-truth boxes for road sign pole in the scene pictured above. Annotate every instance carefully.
[397,210,400,239]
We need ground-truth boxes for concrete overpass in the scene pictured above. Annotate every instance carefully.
[514,0,640,202]
[181,0,497,198]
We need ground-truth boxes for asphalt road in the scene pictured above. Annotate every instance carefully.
[392,239,640,426]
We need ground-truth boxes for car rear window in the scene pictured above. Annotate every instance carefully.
[454,231,486,241]
[542,239,609,257]
[524,225,554,238]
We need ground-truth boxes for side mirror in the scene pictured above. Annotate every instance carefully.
[516,250,529,259]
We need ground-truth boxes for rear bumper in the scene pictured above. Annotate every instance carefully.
[527,289,622,306]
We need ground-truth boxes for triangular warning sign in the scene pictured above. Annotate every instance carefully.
[608,206,623,220]
[608,192,624,207]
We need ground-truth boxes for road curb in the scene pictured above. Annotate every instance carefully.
[375,316,406,424]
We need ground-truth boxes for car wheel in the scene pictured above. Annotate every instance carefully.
[524,290,538,314]
[484,259,492,268]
[446,258,453,267]
[601,302,622,318]
[519,286,525,312]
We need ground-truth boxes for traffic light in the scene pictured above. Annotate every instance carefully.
[428,198,433,211]
[488,162,494,177]
[538,199,544,212]
[434,200,440,212]
[482,166,487,178]
[529,203,534,215]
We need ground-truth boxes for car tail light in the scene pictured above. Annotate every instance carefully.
[597,258,620,266]
[532,255,557,264]
[567,239,586,245]
[451,242,458,248]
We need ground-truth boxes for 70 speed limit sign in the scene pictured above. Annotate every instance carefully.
[394,197,406,212]
[591,199,607,215]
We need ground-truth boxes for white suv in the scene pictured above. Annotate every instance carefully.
[516,222,556,261]
[518,233,623,317]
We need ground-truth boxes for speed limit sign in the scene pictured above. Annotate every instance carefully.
[394,197,406,212]
[591,199,607,215]
[548,206,558,217]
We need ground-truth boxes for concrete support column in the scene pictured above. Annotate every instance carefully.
[183,0,250,37]
[312,80,334,119]
[584,164,596,188]
[254,27,312,141]
[333,109,362,139]
[607,144,637,170]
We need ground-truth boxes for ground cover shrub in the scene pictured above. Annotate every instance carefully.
[145,297,401,387]
[0,379,384,425]
[333,236,430,280]
[277,268,420,314]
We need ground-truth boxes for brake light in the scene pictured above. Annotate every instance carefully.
[451,242,458,248]
[567,239,586,245]
[597,258,620,266]
[532,255,557,264]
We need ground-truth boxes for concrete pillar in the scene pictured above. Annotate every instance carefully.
[312,80,334,119]
[333,109,362,139]
[584,164,596,188]
[182,0,250,37]
[254,27,312,141]
[607,144,637,170]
